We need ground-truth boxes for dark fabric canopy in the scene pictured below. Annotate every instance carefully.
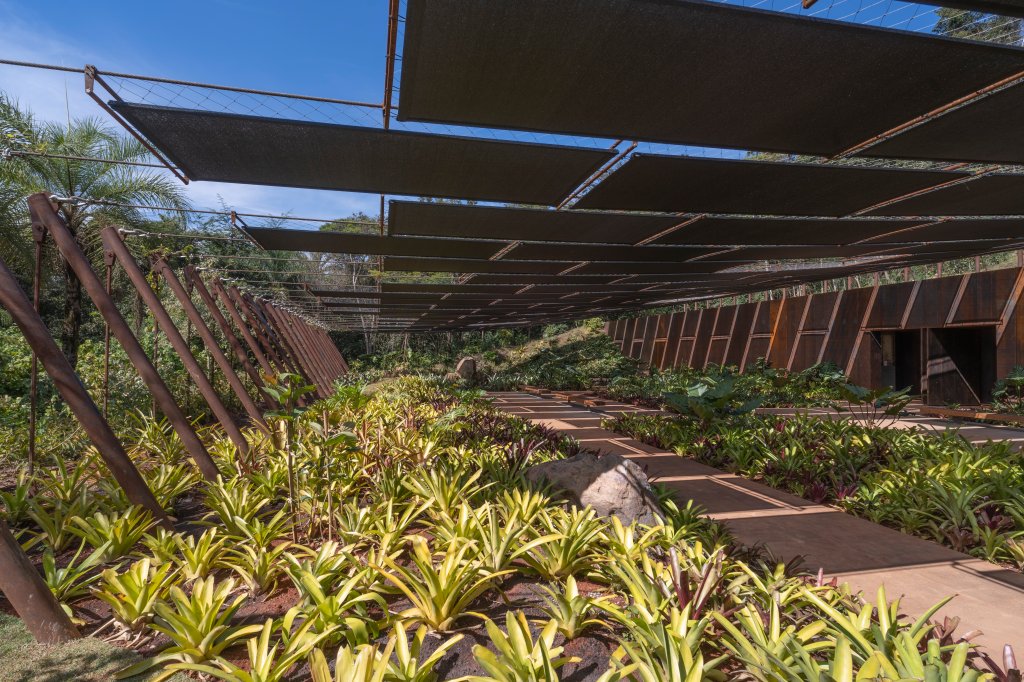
[244,228,501,259]
[860,219,1024,244]
[388,200,682,244]
[383,257,573,274]
[864,175,1024,217]
[650,217,929,246]
[111,102,612,205]
[863,85,1024,165]
[398,0,1024,157]
[576,156,967,216]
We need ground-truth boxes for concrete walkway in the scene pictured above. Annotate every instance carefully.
[491,391,1024,655]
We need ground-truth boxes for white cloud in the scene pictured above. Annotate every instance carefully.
[0,6,381,221]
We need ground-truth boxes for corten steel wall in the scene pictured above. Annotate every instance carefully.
[605,267,1024,405]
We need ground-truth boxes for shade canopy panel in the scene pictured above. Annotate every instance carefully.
[243,228,502,259]
[388,200,683,243]
[864,174,1024,217]
[577,155,968,216]
[863,86,1024,164]
[111,102,613,205]
[398,0,1024,156]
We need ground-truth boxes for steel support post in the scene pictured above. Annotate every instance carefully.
[0,519,80,644]
[266,303,326,394]
[255,300,316,388]
[275,304,330,396]
[101,227,250,461]
[296,313,336,389]
[245,293,305,380]
[316,324,348,374]
[314,323,346,377]
[298,317,333,389]
[27,224,45,473]
[153,257,268,431]
[0,253,169,524]
[187,267,267,397]
[27,194,220,482]
[228,285,290,374]
[210,276,276,377]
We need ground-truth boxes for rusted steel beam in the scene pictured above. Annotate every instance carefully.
[27,194,219,482]
[0,518,80,644]
[314,322,347,380]
[302,319,338,389]
[211,277,276,377]
[313,321,346,376]
[101,227,250,461]
[279,307,326,392]
[260,300,324,395]
[0,252,169,523]
[261,303,315,385]
[186,267,272,405]
[153,257,267,430]
[247,294,310,384]
[284,307,331,390]
[229,286,290,374]
[27,224,45,473]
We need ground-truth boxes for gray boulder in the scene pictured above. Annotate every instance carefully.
[525,452,662,525]
[455,356,476,382]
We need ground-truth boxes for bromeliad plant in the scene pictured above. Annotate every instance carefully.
[376,535,511,632]
[92,557,178,642]
[69,507,156,561]
[118,577,262,680]
[524,506,606,581]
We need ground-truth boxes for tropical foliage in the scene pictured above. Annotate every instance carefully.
[0,377,1014,681]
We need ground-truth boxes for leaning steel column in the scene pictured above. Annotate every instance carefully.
[290,310,334,389]
[298,315,337,385]
[0,519,80,644]
[245,293,305,380]
[153,257,267,430]
[102,227,250,461]
[187,267,267,396]
[258,302,306,380]
[27,194,220,482]
[267,303,327,393]
[313,323,347,376]
[228,285,290,374]
[256,299,315,385]
[309,322,344,381]
[270,304,325,387]
[0,253,169,524]
[210,276,276,377]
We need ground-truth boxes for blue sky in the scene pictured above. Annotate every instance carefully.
[0,0,389,218]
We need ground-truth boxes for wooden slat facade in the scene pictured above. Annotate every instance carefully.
[606,268,1024,406]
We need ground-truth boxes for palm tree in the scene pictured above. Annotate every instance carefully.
[0,94,189,367]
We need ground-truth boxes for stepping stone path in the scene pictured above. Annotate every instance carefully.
[491,391,1024,657]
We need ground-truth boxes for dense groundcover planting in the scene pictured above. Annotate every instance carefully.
[608,412,1024,573]
[1,376,1018,681]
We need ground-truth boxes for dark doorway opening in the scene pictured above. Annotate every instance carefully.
[926,326,996,406]
[876,330,921,395]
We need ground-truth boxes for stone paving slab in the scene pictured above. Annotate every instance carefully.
[490,391,1024,655]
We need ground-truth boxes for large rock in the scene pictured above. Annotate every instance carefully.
[455,356,476,382]
[525,452,662,525]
